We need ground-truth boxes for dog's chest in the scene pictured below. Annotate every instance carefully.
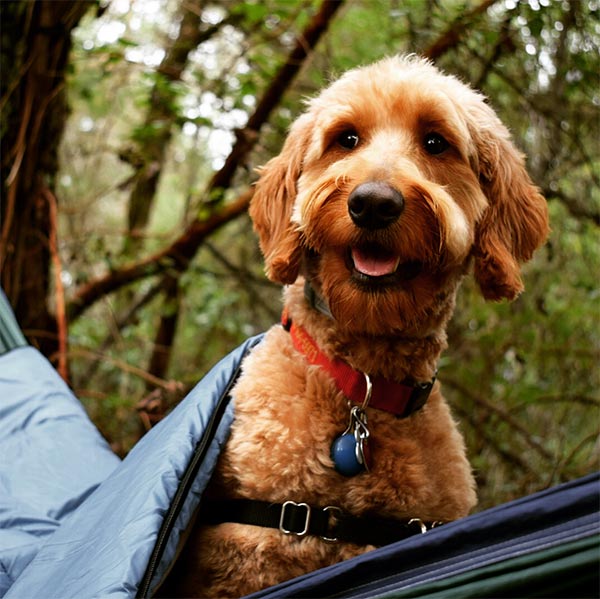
[213,341,353,503]
[207,328,450,517]
[176,328,476,597]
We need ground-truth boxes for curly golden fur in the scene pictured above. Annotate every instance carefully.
[159,55,549,598]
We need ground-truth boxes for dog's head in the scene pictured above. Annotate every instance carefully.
[250,55,549,334]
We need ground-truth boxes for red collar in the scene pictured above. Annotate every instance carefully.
[282,312,434,418]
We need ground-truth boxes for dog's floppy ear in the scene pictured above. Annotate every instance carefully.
[468,102,549,301]
[249,114,313,284]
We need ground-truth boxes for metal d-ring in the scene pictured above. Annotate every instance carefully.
[349,373,372,471]
[408,518,428,534]
[361,372,373,410]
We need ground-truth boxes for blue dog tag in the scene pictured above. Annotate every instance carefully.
[331,374,373,477]
[331,404,371,476]
[331,433,365,476]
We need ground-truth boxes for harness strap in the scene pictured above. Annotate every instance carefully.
[200,498,439,546]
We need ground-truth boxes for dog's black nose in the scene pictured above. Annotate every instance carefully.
[348,182,404,229]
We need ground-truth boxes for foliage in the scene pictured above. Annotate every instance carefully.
[13,0,600,508]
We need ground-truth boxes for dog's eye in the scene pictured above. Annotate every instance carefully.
[337,130,359,150]
[424,132,449,155]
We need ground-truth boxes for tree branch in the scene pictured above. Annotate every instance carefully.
[423,0,501,60]
[545,188,600,226]
[451,402,533,474]
[67,0,345,321]
[443,375,554,462]
[146,272,181,386]
[44,187,68,380]
[79,280,165,383]
[205,0,345,200]
[68,188,253,320]
[69,346,174,389]
[125,0,220,235]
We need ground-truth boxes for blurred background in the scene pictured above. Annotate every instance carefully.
[1,0,598,510]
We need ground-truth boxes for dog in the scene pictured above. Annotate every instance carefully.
[161,55,549,597]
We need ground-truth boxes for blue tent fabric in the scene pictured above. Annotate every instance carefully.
[2,334,262,599]
[0,346,122,597]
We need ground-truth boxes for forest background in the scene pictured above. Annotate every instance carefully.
[1,0,598,510]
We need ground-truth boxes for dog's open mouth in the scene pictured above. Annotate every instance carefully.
[348,244,422,286]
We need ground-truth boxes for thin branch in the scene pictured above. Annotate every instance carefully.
[423,0,501,60]
[44,187,69,381]
[204,0,345,200]
[451,402,533,474]
[69,346,174,389]
[124,0,231,234]
[560,432,600,472]
[523,394,600,408]
[443,375,554,462]
[544,188,600,226]
[0,91,33,273]
[67,188,253,320]
[79,280,166,383]
[473,14,513,89]
[204,241,281,322]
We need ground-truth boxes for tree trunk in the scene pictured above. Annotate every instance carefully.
[0,0,93,356]
[124,0,212,240]
[147,273,180,385]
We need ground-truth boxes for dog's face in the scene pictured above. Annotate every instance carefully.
[250,56,549,335]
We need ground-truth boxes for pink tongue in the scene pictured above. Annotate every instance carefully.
[352,248,399,277]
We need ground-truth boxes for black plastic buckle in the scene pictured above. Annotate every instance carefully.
[405,374,436,416]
